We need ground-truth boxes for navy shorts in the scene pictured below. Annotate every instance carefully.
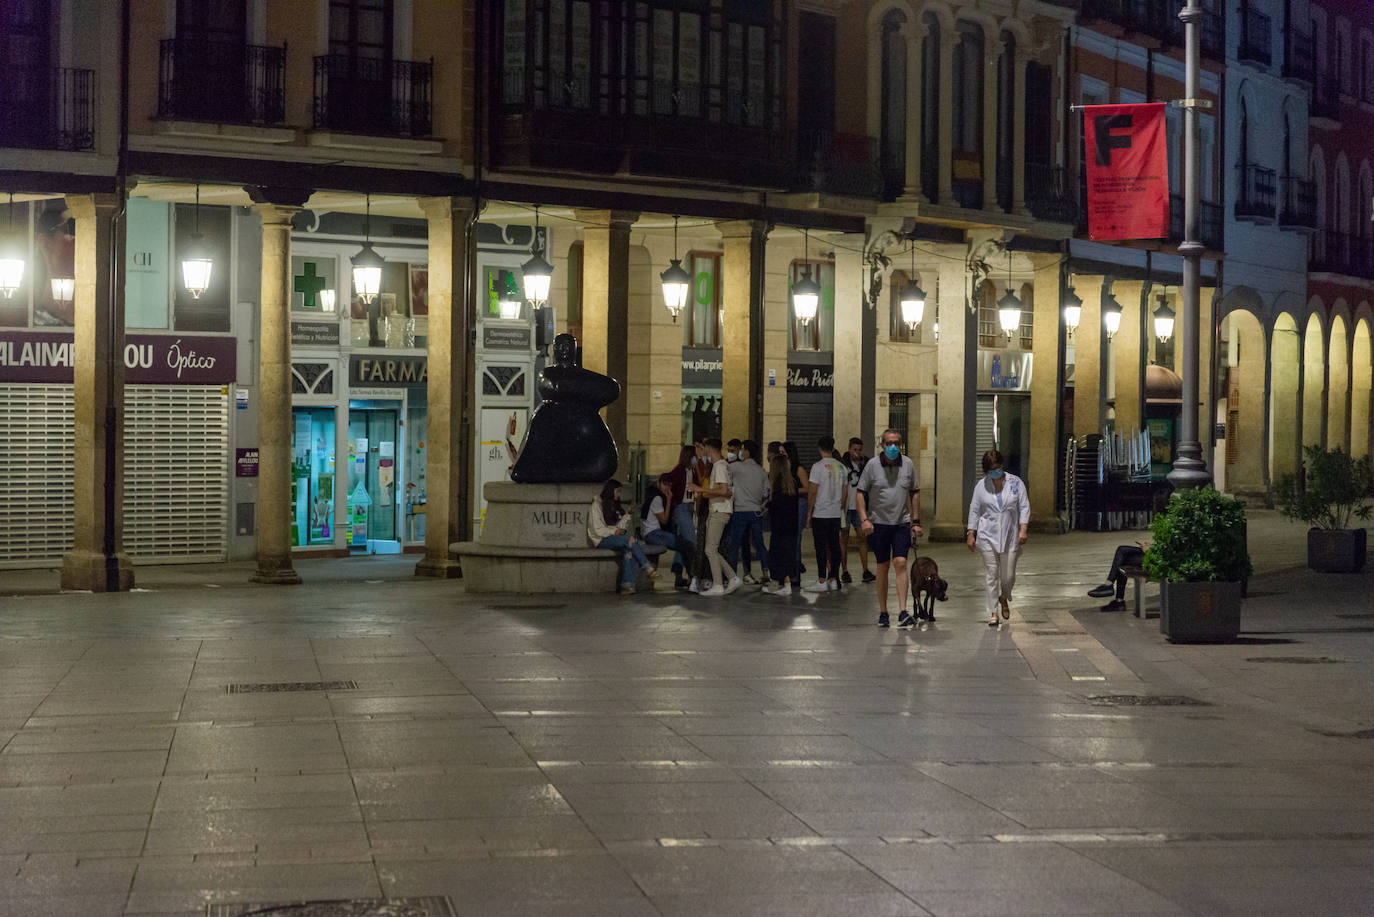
[844,509,862,533]
[867,523,911,564]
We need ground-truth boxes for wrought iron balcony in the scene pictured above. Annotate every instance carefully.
[1235,163,1276,221]
[1201,7,1226,57]
[1283,26,1314,84]
[0,67,95,151]
[795,130,883,199]
[1309,72,1341,125]
[1278,177,1316,230]
[1082,0,1181,44]
[1312,231,1374,278]
[313,55,433,138]
[1238,6,1272,66]
[1026,163,1078,224]
[158,40,285,126]
[1169,195,1224,251]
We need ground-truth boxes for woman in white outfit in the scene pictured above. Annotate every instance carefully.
[966,449,1030,626]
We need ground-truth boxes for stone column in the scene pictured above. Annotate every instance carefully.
[938,29,961,206]
[931,256,977,541]
[578,210,637,467]
[1072,275,1107,439]
[982,38,1004,211]
[61,193,133,592]
[250,197,305,584]
[719,220,767,443]
[1011,49,1028,215]
[1198,285,1217,470]
[416,197,475,578]
[832,235,866,441]
[1027,253,1063,531]
[1111,279,1145,433]
[761,234,792,439]
[902,23,929,202]
[626,240,683,470]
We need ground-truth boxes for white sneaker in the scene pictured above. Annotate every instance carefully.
[700,585,727,597]
[742,573,759,585]
[724,576,742,595]
[805,581,829,593]
[827,580,840,591]
[689,578,701,594]
[763,583,792,596]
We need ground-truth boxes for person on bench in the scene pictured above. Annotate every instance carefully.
[1087,543,1146,611]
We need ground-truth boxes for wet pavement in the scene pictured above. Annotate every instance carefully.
[1,510,1372,915]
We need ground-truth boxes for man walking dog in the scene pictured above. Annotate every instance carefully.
[855,428,922,628]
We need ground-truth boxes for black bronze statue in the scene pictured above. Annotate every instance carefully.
[510,333,620,483]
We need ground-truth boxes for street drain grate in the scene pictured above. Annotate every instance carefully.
[208,897,455,916]
[224,680,358,694]
[1087,694,1211,707]
[1246,656,1345,664]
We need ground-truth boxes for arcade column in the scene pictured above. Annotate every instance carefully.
[719,220,767,443]
[577,210,637,468]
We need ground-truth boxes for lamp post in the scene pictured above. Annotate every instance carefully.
[1168,0,1212,489]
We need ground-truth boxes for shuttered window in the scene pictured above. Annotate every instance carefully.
[0,384,75,565]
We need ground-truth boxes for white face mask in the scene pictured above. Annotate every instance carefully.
[727,451,738,461]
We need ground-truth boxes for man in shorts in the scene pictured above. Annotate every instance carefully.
[839,436,874,584]
[855,428,922,628]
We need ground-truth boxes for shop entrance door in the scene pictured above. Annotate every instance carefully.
[347,402,401,552]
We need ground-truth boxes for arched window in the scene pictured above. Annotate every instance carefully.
[880,10,908,199]
[996,31,1016,211]
[952,21,985,207]
[920,13,941,200]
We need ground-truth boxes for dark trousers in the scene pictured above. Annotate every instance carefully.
[692,505,711,580]
[812,516,842,580]
[1108,545,1146,597]
[726,510,769,575]
[770,521,799,583]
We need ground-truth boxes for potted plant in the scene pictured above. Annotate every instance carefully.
[1143,486,1252,642]
[1274,445,1372,573]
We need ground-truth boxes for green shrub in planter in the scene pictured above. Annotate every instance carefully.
[1274,446,1372,573]
[1143,486,1253,584]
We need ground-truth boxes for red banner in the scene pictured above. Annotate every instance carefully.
[1083,102,1169,241]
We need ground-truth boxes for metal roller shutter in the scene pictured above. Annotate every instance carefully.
[785,394,834,457]
[123,385,230,562]
[0,384,75,566]
[973,395,997,479]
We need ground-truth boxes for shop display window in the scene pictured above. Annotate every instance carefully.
[292,407,336,547]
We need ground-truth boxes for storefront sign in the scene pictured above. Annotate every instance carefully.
[786,362,834,391]
[977,349,1033,392]
[291,321,341,346]
[0,331,237,384]
[235,448,259,477]
[348,355,428,387]
[681,347,723,387]
[482,324,532,350]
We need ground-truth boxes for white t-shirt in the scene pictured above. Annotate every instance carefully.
[709,460,733,514]
[643,494,664,535]
[809,457,847,518]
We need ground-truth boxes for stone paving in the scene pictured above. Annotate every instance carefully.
[1,510,1372,916]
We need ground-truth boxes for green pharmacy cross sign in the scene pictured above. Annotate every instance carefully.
[293,262,328,310]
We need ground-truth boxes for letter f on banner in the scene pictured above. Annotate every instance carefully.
[1083,103,1169,241]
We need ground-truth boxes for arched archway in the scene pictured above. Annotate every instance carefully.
[1303,311,1326,449]
[1353,317,1372,459]
[1328,313,1350,451]
[1270,312,1301,481]
[1220,309,1268,498]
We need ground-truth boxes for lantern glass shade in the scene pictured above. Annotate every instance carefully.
[0,257,22,298]
[1153,303,1175,342]
[1102,296,1123,338]
[499,292,523,320]
[1062,286,1082,332]
[521,251,553,306]
[351,242,384,304]
[660,258,691,321]
[793,272,821,323]
[180,235,213,300]
[900,282,925,327]
[997,288,1022,335]
[50,277,74,302]
[318,288,336,313]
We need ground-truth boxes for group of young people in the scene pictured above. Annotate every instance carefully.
[585,429,1036,632]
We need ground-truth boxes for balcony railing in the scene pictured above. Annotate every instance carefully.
[1168,195,1224,251]
[313,55,433,138]
[1312,231,1374,278]
[1201,7,1226,57]
[1283,26,1314,83]
[1235,163,1276,220]
[1278,177,1316,229]
[1310,72,1341,124]
[795,130,883,199]
[1238,6,1272,66]
[1026,163,1078,224]
[158,39,285,126]
[0,67,95,151]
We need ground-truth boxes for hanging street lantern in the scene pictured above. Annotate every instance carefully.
[660,215,690,321]
[900,280,925,331]
[1102,292,1123,341]
[1153,296,1176,343]
[1062,285,1082,338]
[351,194,383,305]
[997,287,1022,340]
[180,185,214,300]
[0,194,25,300]
[793,227,820,324]
[521,205,552,308]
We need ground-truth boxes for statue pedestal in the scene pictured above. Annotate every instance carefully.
[452,482,622,593]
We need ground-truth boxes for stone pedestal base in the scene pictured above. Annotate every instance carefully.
[250,556,302,585]
[453,481,620,594]
[415,557,464,578]
[60,550,135,592]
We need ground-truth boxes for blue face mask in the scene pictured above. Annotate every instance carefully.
[987,469,1005,479]
[883,444,901,460]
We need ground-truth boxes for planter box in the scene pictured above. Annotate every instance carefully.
[1160,580,1243,643]
[1307,527,1367,573]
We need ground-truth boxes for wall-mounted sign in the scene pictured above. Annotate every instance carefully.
[348,354,428,387]
[235,388,249,410]
[786,362,834,391]
[977,349,1033,392]
[235,448,259,477]
[482,324,533,350]
[0,331,237,384]
[291,321,341,346]
[681,346,724,387]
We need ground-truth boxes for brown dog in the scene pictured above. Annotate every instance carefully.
[911,555,948,621]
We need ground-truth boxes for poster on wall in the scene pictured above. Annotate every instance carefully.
[408,263,428,315]
[1147,417,1175,479]
[476,408,526,530]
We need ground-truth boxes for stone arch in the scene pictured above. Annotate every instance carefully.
[1352,316,1372,458]
[865,2,920,143]
[1270,311,1302,481]
[1303,309,1327,449]
[1328,311,1350,451]
[1219,308,1268,499]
